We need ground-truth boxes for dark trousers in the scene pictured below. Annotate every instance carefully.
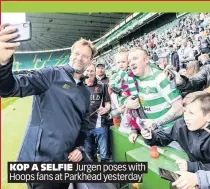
[27,182,69,189]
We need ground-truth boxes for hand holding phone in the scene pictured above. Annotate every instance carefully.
[5,22,32,42]
[140,127,152,139]
[165,68,175,80]
[128,133,138,144]
[0,24,21,65]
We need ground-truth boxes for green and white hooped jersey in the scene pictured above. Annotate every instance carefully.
[121,67,182,129]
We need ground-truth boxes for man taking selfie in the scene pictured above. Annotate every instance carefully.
[0,23,97,189]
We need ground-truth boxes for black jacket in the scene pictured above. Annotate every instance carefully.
[144,118,210,172]
[178,65,210,93]
[200,37,210,53]
[151,53,159,62]
[0,58,90,162]
[170,51,181,71]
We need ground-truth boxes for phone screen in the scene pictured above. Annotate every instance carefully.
[159,168,180,182]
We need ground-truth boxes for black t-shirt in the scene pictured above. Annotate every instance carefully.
[86,82,110,129]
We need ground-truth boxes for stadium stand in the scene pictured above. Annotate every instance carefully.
[13,50,70,71]
[96,12,203,69]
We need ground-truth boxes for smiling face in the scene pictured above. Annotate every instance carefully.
[128,49,149,76]
[70,43,92,74]
[85,64,96,82]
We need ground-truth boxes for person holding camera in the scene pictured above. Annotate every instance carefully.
[142,91,210,172]
[172,170,210,189]
[0,23,97,189]
[118,48,183,144]
[165,64,210,93]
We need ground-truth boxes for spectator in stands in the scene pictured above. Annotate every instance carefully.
[200,53,210,66]
[178,68,187,77]
[142,91,210,172]
[200,30,210,54]
[190,24,198,35]
[193,43,201,61]
[165,64,210,93]
[178,39,195,69]
[96,62,109,84]
[187,40,194,49]
[158,53,169,70]
[172,170,210,189]
[169,43,181,72]
[185,60,200,77]
[119,48,183,144]
[0,24,97,189]
[150,51,159,63]
[83,64,111,162]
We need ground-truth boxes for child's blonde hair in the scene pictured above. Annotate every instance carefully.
[114,47,129,63]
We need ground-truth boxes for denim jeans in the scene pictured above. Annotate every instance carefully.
[84,127,109,161]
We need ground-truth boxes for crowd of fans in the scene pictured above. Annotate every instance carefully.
[97,12,210,77]
[92,12,210,189]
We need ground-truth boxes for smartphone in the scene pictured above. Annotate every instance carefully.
[166,68,175,80]
[159,168,180,182]
[5,22,32,42]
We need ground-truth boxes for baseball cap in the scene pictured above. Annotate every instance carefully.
[96,62,105,67]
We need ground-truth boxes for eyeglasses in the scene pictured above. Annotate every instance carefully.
[72,52,92,60]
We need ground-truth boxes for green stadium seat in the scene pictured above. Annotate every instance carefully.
[13,51,70,70]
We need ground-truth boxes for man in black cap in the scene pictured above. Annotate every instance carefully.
[96,62,109,84]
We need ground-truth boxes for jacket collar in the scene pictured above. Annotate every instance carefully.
[62,63,75,76]
[61,63,86,86]
[97,74,107,81]
[195,123,210,135]
[93,77,98,85]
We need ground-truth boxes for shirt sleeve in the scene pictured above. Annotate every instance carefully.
[156,72,182,104]
[103,83,111,103]
[0,57,55,97]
